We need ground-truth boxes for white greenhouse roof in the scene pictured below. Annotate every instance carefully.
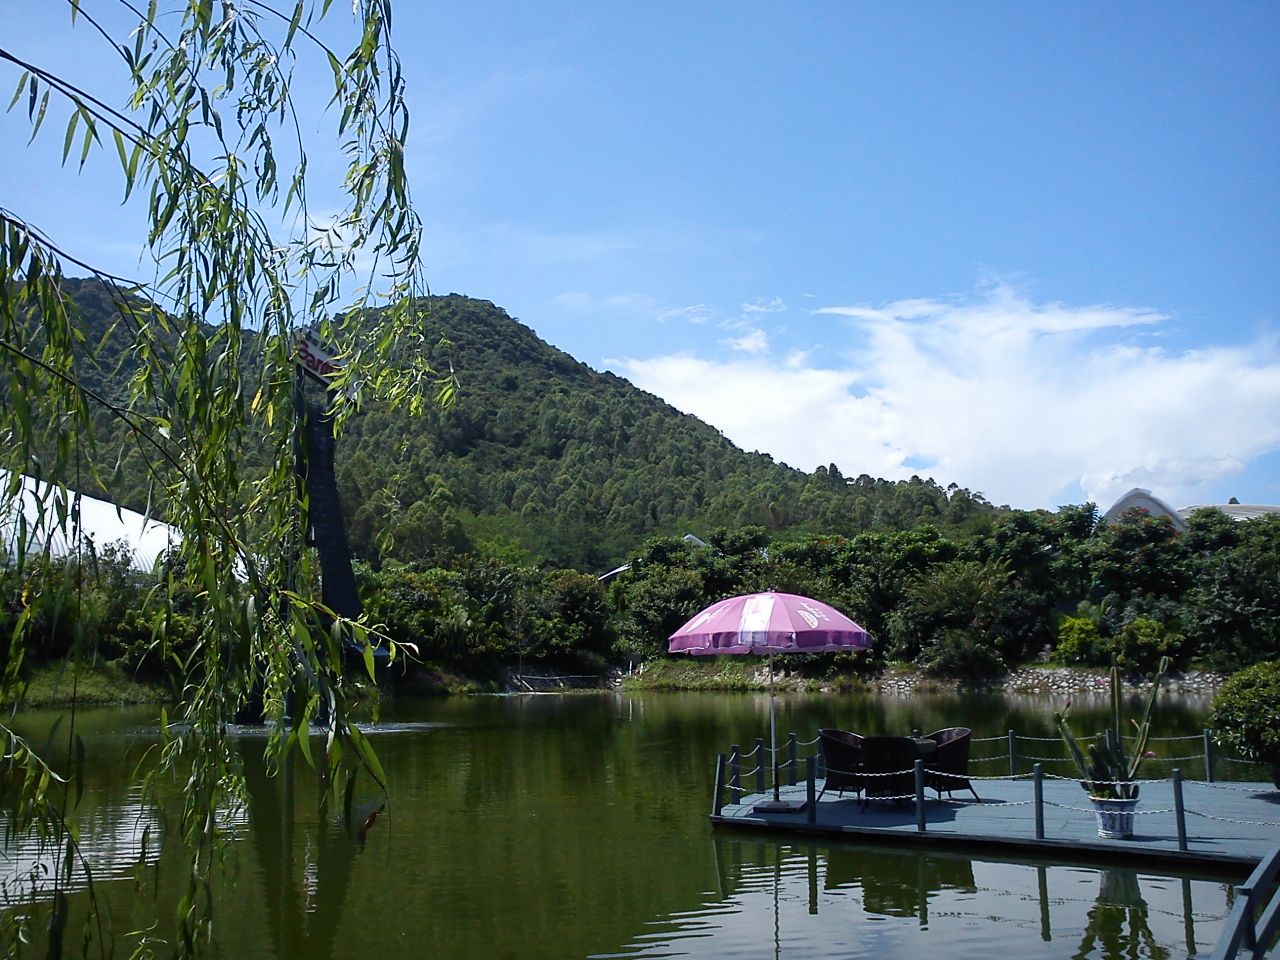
[0,471,181,572]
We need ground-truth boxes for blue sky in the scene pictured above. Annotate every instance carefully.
[4,2,1279,511]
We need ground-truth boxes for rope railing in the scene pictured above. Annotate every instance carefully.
[711,728,1277,853]
[731,727,1259,795]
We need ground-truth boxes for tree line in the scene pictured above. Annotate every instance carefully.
[8,503,1278,688]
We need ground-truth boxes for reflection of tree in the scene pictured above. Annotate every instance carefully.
[241,741,371,960]
[1073,870,1169,960]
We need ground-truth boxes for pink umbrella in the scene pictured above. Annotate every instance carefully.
[668,592,873,810]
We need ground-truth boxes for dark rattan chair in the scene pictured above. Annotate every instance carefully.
[924,727,980,802]
[859,736,919,809]
[817,729,865,803]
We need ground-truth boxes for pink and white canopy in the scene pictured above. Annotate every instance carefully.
[668,592,872,656]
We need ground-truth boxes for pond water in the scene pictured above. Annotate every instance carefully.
[1,690,1250,959]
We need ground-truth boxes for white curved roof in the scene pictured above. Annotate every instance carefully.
[1101,488,1188,531]
[1178,503,1280,522]
[0,471,180,572]
[1103,487,1280,529]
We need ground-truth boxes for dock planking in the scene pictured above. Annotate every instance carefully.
[713,776,1280,873]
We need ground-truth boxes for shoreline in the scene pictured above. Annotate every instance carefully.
[15,659,1227,709]
[620,660,1227,698]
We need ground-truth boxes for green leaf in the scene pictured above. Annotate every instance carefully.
[8,71,30,112]
[62,105,81,164]
[73,734,85,809]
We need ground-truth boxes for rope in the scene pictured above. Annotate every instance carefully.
[1186,810,1280,828]
[959,771,1037,781]
[1036,771,1172,785]
[1193,780,1279,794]
[1019,754,1076,763]
[970,754,1010,763]
[1220,756,1268,765]
[1043,800,1175,816]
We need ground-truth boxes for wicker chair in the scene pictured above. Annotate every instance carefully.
[859,736,919,809]
[817,729,866,803]
[924,727,979,801]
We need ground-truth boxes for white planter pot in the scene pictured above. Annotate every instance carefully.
[1091,796,1138,839]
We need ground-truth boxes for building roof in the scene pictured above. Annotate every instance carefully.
[1100,488,1188,531]
[1103,487,1280,529]
[1,471,181,571]
[1178,503,1280,522]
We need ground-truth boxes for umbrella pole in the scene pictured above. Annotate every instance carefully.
[770,654,780,802]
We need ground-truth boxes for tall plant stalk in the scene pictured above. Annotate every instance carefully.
[1056,656,1170,801]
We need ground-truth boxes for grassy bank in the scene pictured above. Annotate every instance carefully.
[620,658,1225,696]
[621,657,875,692]
[21,661,169,707]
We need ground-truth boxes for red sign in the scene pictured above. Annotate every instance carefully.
[296,331,343,386]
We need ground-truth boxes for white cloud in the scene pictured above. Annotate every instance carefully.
[659,304,714,325]
[725,328,769,354]
[741,296,786,316]
[551,291,661,315]
[611,285,1280,509]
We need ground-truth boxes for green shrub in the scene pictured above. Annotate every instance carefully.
[1210,661,1280,763]
[1112,617,1184,675]
[917,628,1004,683]
[1055,615,1103,665]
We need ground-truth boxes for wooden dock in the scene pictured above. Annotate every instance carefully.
[713,775,1280,874]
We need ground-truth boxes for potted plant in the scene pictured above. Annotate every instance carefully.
[1209,661,1280,788]
[1055,656,1169,839]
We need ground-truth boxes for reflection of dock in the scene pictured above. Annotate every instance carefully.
[598,836,1227,959]
[710,835,1218,950]
[713,775,1277,873]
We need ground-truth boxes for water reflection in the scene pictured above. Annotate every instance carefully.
[600,836,1233,959]
[0,793,162,906]
[239,739,376,960]
[0,692,1249,959]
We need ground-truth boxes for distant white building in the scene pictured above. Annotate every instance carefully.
[1102,487,1280,530]
[0,471,180,572]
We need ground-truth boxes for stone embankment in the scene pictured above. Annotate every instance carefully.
[874,667,1226,697]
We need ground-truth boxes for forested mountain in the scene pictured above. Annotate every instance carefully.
[335,295,1003,568]
[57,280,1002,569]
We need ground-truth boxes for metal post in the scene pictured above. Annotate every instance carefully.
[1008,730,1017,777]
[1203,729,1215,783]
[1173,768,1187,851]
[713,754,726,817]
[1034,763,1045,840]
[787,733,798,786]
[730,745,742,800]
[805,757,817,825]
[915,759,926,832]
[1239,883,1258,956]
[755,737,766,795]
